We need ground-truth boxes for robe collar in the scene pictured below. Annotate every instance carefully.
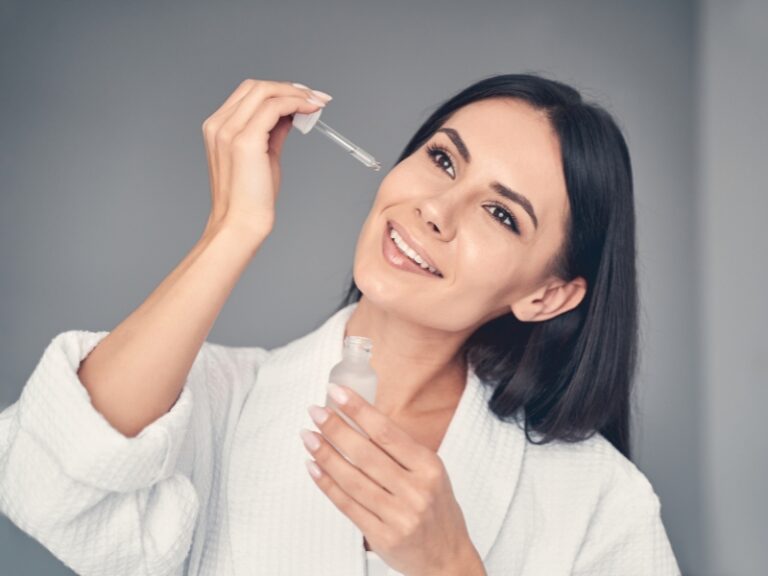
[227,303,527,575]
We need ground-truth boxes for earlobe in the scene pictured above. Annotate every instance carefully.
[509,277,587,323]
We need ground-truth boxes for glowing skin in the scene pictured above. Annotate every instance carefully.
[345,98,587,427]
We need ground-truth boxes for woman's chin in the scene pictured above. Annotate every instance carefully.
[351,270,396,304]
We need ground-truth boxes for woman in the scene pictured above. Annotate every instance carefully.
[0,74,680,575]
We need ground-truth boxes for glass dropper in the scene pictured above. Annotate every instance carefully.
[291,104,381,171]
[311,119,381,171]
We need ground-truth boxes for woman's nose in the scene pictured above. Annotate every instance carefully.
[416,204,455,240]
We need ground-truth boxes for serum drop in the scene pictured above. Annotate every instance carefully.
[326,336,378,442]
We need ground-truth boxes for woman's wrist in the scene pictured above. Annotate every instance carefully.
[423,541,485,576]
[202,215,270,258]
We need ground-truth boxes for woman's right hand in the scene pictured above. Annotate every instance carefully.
[201,79,332,245]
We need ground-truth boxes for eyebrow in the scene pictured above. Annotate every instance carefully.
[435,127,539,230]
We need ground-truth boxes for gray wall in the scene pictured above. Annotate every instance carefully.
[699,1,768,574]
[0,1,758,574]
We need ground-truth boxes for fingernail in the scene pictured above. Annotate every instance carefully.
[305,458,322,479]
[310,89,333,102]
[306,96,326,107]
[292,82,311,89]
[328,382,349,405]
[300,428,321,452]
[308,404,329,425]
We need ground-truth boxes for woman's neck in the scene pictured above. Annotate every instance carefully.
[343,297,472,419]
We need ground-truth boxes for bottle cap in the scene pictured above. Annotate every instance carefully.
[292,108,323,134]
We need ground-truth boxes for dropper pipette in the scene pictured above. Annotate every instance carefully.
[292,103,381,171]
[312,119,381,171]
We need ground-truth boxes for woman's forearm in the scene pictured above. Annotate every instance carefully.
[77,225,262,437]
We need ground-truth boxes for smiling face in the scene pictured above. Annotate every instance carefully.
[352,97,582,333]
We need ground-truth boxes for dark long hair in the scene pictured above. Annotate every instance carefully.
[337,73,638,459]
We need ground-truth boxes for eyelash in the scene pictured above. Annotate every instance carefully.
[425,143,521,235]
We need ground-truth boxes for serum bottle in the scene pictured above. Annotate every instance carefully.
[326,336,378,441]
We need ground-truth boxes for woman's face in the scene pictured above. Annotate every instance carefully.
[352,97,573,332]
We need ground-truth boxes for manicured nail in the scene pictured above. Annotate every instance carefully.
[308,404,329,425]
[310,89,333,102]
[300,428,321,452]
[328,382,349,405]
[292,82,332,102]
[306,96,326,107]
[305,458,322,479]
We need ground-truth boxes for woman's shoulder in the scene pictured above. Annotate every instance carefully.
[520,430,661,511]
[184,340,273,417]
[515,432,679,573]
[199,340,272,382]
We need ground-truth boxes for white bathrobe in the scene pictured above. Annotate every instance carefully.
[0,303,680,575]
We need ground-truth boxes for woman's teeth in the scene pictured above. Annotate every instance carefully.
[389,228,441,276]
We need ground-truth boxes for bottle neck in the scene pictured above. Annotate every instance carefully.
[343,336,373,362]
[344,351,371,365]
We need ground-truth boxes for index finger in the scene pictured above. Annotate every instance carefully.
[328,383,432,472]
[208,79,315,121]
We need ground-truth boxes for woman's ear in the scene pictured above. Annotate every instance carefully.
[509,276,587,322]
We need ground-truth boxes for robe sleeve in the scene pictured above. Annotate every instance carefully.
[0,329,204,576]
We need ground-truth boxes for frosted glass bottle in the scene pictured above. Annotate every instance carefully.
[325,336,378,441]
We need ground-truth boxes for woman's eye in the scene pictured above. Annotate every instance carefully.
[426,144,455,178]
[485,204,520,235]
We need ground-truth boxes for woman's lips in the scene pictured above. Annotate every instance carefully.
[388,220,441,273]
[382,223,443,279]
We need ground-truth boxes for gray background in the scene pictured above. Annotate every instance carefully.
[0,1,764,575]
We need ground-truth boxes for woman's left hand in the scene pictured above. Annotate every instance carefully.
[300,383,486,576]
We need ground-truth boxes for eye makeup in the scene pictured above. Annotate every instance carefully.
[423,140,522,235]
[430,126,540,231]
